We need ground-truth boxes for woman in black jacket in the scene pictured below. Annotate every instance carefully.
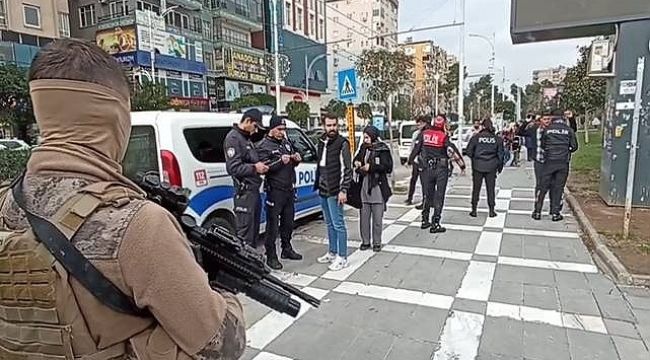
[353,126,393,252]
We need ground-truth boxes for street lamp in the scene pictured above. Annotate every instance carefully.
[433,73,441,116]
[305,53,328,102]
[469,33,495,121]
[271,0,281,113]
[149,5,179,82]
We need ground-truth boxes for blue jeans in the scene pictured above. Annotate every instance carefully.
[320,196,348,258]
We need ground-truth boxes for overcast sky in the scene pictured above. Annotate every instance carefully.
[398,0,594,90]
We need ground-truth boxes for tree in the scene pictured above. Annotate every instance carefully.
[357,102,372,120]
[325,99,346,119]
[285,101,310,128]
[131,81,171,111]
[231,93,276,111]
[356,48,414,106]
[562,46,606,117]
[0,64,33,141]
[392,96,412,121]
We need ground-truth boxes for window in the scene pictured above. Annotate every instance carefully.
[23,4,41,28]
[309,14,315,36]
[136,1,160,14]
[122,126,159,180]
[183,127,231,163]
[309,0,316,11]
[287,129,317,162]
[284,1,292,27]
[193,17,202,32]
[318,19,324,40]
[166,11,189,29]
[78,5,95,28]
[372,9,379,17]
[0,0,7,27]
[296,7,303,31]
[58,12,70,37]
[317,0,324,14]
[203,20,212,40]
[109,1,128,17]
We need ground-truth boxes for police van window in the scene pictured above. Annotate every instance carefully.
[287,128,317,162]
[183,127,230,163]
[123,125,159,180]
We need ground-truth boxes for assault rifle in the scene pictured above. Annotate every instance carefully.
[134,171,320,317]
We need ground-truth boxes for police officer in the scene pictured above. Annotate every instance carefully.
[224,109,269,251]
[257,116,303,270]
[405,116,428,208]
[466,118,505,218]
[533,110,578,221]
[0,39,245,360]
[409,115,466,233]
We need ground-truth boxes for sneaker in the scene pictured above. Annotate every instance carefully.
[415,203,424,210]
[372,244,382,252]
[266,257,283,270]
[469,210,477,218]
[328,256,349,271]
[552,214,564,222]
[317,252,337,264]
[360,243,371,251]
[531,212,541,221]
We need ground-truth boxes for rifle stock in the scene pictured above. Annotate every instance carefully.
[134,172,320,317]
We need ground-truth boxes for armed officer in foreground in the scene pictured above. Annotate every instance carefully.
[409,115,466,233]
[533,109,578,221]
[0,39,245,359]
[257,116,303,270]
[224,109,269,252]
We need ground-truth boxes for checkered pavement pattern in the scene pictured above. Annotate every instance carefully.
[237,167,650,360]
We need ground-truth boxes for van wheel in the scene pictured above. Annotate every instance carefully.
[203,216,235,235]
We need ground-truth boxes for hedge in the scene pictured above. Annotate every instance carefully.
[0,149,30,183]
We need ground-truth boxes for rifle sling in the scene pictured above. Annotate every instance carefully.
[10,174,149,317]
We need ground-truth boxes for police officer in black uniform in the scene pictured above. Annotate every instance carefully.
[224,109,269,251]
[466,118,505,218]
[257,116,303,270]
[533,110,578,221]
[409,115,466,233]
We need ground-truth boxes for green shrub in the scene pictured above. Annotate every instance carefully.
[0,149,30,182]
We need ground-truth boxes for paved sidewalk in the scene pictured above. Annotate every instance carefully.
[238,164,650,360]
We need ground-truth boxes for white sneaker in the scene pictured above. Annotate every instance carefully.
[317,252,337,264]
[328,256,349,271]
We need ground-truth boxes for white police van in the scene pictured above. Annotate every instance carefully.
[122,111,322,233]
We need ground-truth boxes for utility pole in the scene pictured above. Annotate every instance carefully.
[456,0,465,148]
[271,0,281,113]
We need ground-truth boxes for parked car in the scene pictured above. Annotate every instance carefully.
[0,139,31,151]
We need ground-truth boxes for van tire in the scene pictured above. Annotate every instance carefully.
[203,215,235,235]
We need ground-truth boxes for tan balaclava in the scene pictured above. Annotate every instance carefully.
[27,79,141,191]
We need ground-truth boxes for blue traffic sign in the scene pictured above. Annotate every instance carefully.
[337,68,357,101]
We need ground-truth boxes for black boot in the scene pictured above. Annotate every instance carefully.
[415,203,424,210]
[372,244,382,252]
[281,247,303,260]
[552,213,564,222]
[430,217,447,233]
[469,205,477,218]
[267,256,283,270]
[404,199,413,205]
[531,211,541,220]
[360,243,371,251]
[489,208,497,218]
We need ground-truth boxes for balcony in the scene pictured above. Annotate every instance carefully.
[168,0,203,11]
[0,12,6,29]
[97,9,136,30]
[212,0,263,32]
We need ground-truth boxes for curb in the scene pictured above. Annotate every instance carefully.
[564,189,650,286]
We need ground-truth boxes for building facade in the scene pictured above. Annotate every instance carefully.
[532,65,567,85]
[0,0,71,66]
[68,0,210,111]
[264,0,327,118]
[326,0,398,105]
[398,39,454,115]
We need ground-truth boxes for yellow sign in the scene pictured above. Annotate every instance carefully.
[346,104,356,154]
[96,27,136,55]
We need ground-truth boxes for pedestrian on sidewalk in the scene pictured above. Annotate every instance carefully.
[354,125,393,252]
[466,118,504,218]
[257,115,304,270]
[408,115,466,233]
[524,114,552,210]
[533,109,578,221]
[405,116,428,208]
[314,113,353,271]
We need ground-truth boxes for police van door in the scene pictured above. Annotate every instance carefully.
[286,128,320,215]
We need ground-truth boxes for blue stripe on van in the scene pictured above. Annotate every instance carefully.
[188,184,321,221]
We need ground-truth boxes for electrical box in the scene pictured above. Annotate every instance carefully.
[599,20,650,207]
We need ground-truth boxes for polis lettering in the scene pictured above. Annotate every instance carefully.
[547,129,569,135]
[478,137,496,144]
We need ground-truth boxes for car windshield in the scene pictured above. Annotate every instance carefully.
[401,125,417,138]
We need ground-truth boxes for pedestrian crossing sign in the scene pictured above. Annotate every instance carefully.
[337,68,357,101]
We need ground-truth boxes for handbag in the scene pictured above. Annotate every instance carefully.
[347,173,363,209]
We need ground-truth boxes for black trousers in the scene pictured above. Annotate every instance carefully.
[264,189,295,257]
[234,190,262,247]
[535,162,569,215]
[422,159,449,222]
[534,161,558,214]
[407,164,420,201]
[472,169,497,209]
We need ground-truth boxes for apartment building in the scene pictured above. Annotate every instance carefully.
[326,0,398,104]
[0,0,70,66]
[532,65,567,85]
[264,0,327,117]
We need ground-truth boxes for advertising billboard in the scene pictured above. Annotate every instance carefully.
[96,27,137,55]
[510,0,650,44]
